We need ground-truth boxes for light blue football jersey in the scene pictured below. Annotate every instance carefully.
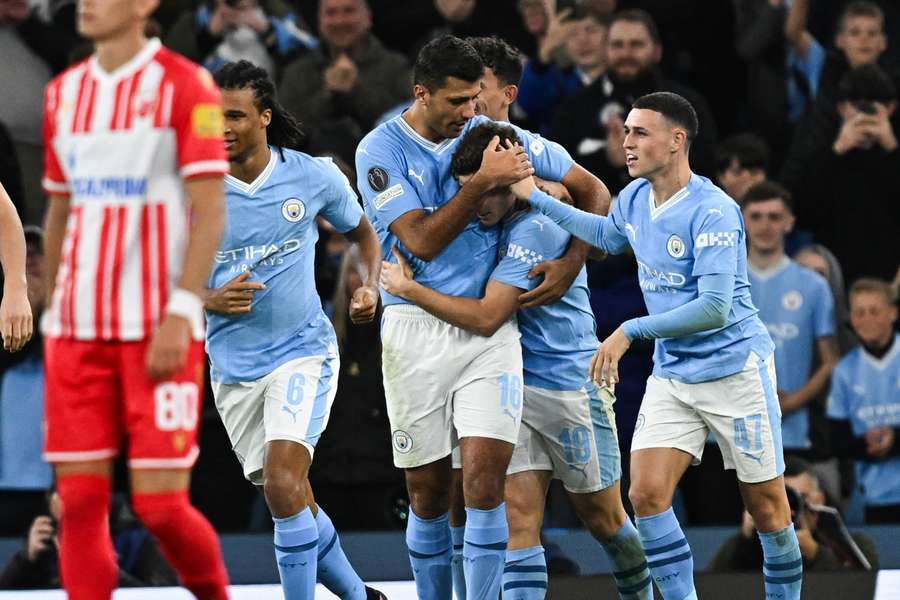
[490,207,598,391]
[599,174,774,383]
[827,335,900,506]
[206,147,363,384]
[749,258,835,449]
[355,114,573,306]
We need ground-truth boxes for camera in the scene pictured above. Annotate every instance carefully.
[785,485,806,529]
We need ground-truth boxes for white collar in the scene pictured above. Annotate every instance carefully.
[395,115,456,154]
[861,335,900,371]
[648,179,692,221]
[89,38,161,83]
[748,256,791,281]
[225,148,278,196]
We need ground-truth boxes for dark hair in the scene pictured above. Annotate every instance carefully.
[715,133,770,174]
[743,180,793,211]
[465,36,524,87]
[632,91,698,145]
[609,8,661,45]
[836,64,897,103]
[450,122,522,178]
[838,0,884,30]
[563,5,610,25]
[214,60,304,151]
[784,455,815,479]
[414,35,484,92]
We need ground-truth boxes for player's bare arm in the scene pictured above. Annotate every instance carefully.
[147,175,225,379]
[389,136,533,260]
[344,216,381,324]
[519,164,610,308]
[381,247,520,337]
[0,182,32,351]
[204,271,266,315]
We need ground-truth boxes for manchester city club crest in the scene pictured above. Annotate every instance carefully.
[392,429,413,454]
[281,198,305,222]
[666,234,685,258]
[782,290,804,310]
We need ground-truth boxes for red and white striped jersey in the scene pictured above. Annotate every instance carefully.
[41,39,228,341]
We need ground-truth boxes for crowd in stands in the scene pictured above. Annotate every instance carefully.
[0,0,898,582]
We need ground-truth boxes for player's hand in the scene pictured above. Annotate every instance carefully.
[475,136,534,190]
[26,516,55,562]
[510,175,537,200]
[518,255,581,308]
[204,271,266,315]
[865,426,894,458]
[349,284,378,324]
[590,326,631,387]
[536,177,573,205]
[380,247,415,298]
[0,285,33,352]
[146,315,190,380]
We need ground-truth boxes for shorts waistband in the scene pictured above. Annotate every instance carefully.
[383,304,518,334]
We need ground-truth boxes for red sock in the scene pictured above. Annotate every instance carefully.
[56,474,118,600]
[132,490,229,600]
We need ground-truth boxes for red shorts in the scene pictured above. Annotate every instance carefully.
[44,338,205,469]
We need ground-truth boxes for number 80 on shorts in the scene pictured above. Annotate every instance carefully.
[154,382,200,431]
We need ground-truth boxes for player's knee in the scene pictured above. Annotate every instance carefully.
[132,492,185,532]
[628,483,670,516]
[577,498,625,539]
[407,478,449,518]
[463,475,505,509]
[263,466,306,513]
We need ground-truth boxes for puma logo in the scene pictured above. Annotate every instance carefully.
[408,168,425,185]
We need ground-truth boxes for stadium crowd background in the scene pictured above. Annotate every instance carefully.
[0,0,898,587]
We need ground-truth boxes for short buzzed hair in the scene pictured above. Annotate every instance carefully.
[838,1,884,31]
[414,35,484,92]
[743,180,793,212]
[849,278,898,305]
[632,91,699,145]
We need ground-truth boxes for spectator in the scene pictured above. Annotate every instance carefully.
[466,36,523,123]
[434,0,536,58]
[827,278,900,524]
[709,456,880,571]
[743,182,839,458]
[164,0,316,76]
[0,226,47,536]
[549,9,719,194]
[715,132,769,204]
[0,488,177,588]
[517,6,608,132]
[781,64,900,284]
[795,244,856,354]
[278,0,411,163]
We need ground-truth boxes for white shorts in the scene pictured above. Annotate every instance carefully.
[381,304,523,469]
[631,351,783,484]
[211,350,339,485]
[508,384,621,493]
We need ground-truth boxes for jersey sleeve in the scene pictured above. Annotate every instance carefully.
[318,158,363,233]
[169,66,229,180]
[812,276,836,338]
[603,194,632,254]
[509,122,574,182]
[355,136,424,227]
[691,200,742,277]
[490,218,563,292]
[826,363,850,420]
[42,80,69,196]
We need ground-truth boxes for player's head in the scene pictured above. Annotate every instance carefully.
[214,60,303,163]
[715,133,769,204]
[836,1,886,68]
[318,0,371,51]
[76,0,159,41]
[466,36,523,121]
[413,35,484,139]
[835,64,897,124]
[606,9,661,83]
[564,7,608,73]
[623,92,698,179]
[795,246,831,279]
[848,278,897,346]
[742,181,794,255]
[450,122,522,226]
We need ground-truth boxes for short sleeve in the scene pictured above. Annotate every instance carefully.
[691,201,742,277]
[355,137,424,227]
[42,80,69,195]
[812,276,836,338]
[491,219,563,292]
[826,364,850,420]
[509,123,574,182]
[318,159,363,233]
[169,66,229,180]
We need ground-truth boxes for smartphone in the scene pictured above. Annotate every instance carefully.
[853,99,877,115]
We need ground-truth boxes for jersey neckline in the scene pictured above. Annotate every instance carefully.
[647,173,696,221]
[88,37,161,83]
[225,147,278,196]
[394,114,456,154]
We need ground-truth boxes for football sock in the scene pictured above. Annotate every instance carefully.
[601,519,652,599]
[406,509,452,599]
[315,507,366,600]
[502,545,547,599]
[759,524,803,600]
[463,503,509,600]
[451,525,467,599]
[636,507,695,600]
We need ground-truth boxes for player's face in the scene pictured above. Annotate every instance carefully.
[319,0,371,50]
[849,291,897,346]
[421,77,481,139]
[836,16,886,68]
[457,173,515,226]
[77,0,157,41]
[718,159,765,204]
[221,88,271,163]
[606,20,659,82]
[622,108,683,179]
[743,198,794,253]
[475,68,510,121]
[565,18,607,70]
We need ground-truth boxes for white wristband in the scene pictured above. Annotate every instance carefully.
[165,288,204,338]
